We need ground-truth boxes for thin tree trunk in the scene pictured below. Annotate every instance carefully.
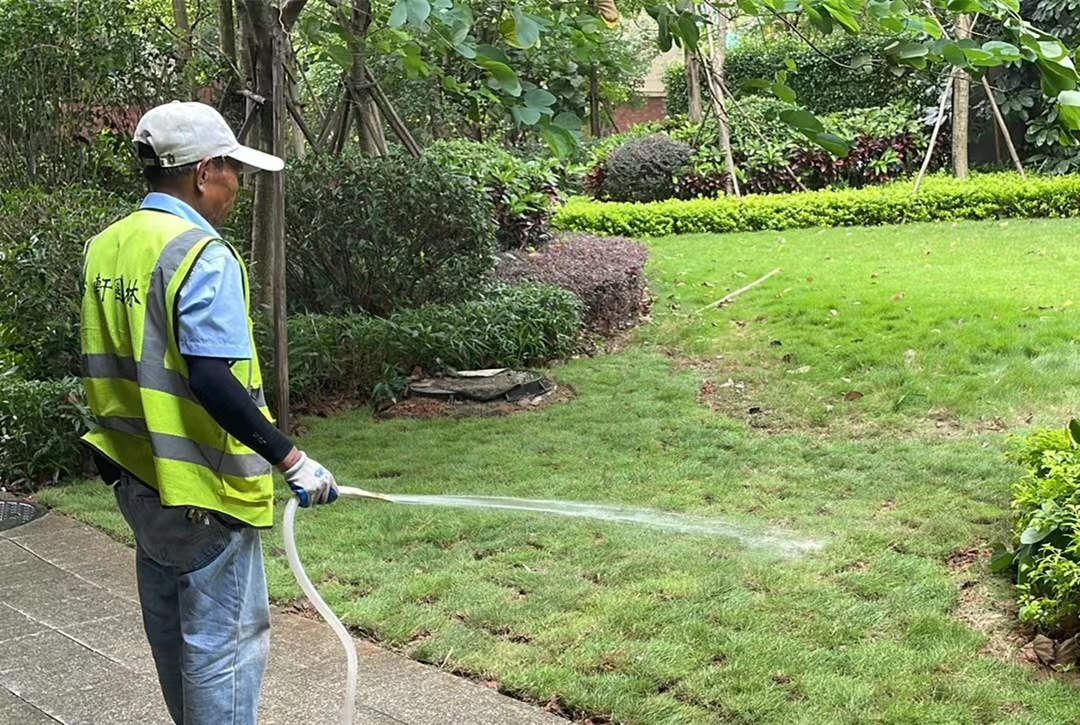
[952,15,971,179]
[172,0,192,88]
[238,3,257,152]
[218,0,237,66]
[686,46,703,122]
[589,65,601,137]
[709,12,737,196]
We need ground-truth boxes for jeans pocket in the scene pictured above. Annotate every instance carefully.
[116,477,233,573]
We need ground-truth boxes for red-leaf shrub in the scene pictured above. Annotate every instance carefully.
[496,234,649,335]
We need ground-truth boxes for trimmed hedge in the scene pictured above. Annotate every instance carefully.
[0,376,92,490]
[262,282,583,410]
[496,235,648,334]
[554,173,1080,237]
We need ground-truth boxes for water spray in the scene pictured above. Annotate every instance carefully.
[283,486,824,725]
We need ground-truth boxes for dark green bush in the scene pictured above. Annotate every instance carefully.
[663,35,931,116]
[424,139,558,250]
[0,186,131,380]
[259,283,583,409]
[0,375,92,490]
[996,426,1080,639]
[282,152,497,316]
[597,134,694,203]
[555,173,1080,237]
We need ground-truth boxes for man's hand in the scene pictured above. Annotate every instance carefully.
[282,452,339,507]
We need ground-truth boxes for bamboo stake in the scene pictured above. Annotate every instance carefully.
[696,268,781,314]
[913,77,953,195]
[981,75,1025,177]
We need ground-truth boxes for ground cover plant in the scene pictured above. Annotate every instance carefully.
[39,217,1080,724]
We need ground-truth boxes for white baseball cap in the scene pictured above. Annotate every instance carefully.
[134,101,284,173]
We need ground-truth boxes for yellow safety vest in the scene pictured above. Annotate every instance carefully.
[80,209,274,527]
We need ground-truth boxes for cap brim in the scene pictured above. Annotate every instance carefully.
[227,144,285,173]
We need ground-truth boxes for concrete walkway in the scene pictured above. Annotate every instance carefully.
[0,513,567,725]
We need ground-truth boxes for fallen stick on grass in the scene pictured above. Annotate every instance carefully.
[695,268,781,314]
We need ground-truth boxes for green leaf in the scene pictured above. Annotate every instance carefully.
[1039,58,1079,96]
[406,0,431,26]
[511,105,542,126]
[742,79,772,91]
[677,13,700,50]
[1020,525,1053,545]
[1068,419,1080,446]
[453,42,477,59]
[389,0,408,28]
[851,53,872,71]
[737,0,758,12]
[1039,40,1068,62]
[943,42,966,67]
[772,83,796,103]
[963,48,997,67]
[525,88,556,108]
[812,132,851,156]
[325,43,352,70]
[510,8,540,49]
[475,45,511,65]
[1058,91,1080,130]
[983,41,1021,62]
[553,111,584,131]
[946,0,980,10]
[785,57,798,72]
[988,544,1014,574]
[450,19,471,45]
[780,108,824,134]
[893,41,929,60]
[477,58,521,97]
[538,122,577,159]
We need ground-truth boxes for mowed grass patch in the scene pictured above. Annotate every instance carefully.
[40,346,1080,723]
[643,218,1080,432]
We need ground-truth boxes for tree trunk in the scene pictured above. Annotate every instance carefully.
[952,15,971,179]
[589,65,602,137]
[237,3,257,151]
[710,12,737,196]
[172,0,192,85]
[686,46,703,122]
[218,0,237,67]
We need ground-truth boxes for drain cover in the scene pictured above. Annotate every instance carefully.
[0,500,44,531]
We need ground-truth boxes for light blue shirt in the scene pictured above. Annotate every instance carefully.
[140,193,252,360]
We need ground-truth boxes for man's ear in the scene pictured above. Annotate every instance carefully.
[194,159,212,194]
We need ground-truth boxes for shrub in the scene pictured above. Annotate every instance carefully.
[496,234,649,334]
[0,186,131,380]
[598,134,694,203]
[997,426,1080,638]
[259,283,583,409]
[555,172,1080,237]
[424,139,558,250]
[663,35,931,117]
[0,374,92,491]
[283,152,496,316]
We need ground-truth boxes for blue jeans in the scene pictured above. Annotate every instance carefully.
[113,475,271,725]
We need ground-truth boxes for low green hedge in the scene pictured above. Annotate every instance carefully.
[0,375,92,490]
[554,173,1080,238]
[262,282,584,410]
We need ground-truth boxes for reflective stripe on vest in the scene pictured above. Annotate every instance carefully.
[81,213,273,527]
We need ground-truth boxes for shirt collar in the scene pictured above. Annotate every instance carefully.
[140,193,220,239]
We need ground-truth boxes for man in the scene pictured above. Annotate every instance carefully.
[80,101,338,724]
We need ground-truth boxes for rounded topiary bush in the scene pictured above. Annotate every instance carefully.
[598,134,694,203]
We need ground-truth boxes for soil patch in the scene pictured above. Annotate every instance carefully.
[378,379,574,420]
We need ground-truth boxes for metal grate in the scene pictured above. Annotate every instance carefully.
[0,500,44,531]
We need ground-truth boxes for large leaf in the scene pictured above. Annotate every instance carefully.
[1058,90,1080,130]
[406,0,430,26]
[509,8,540,49]
[772,83,796,103]
[538,122,577,159]
[525,88,556,108]
[780,108,825,134]
[477,58,521,97]
[389,0,408,28]
[511,105,542,126]
[553,111,584,131]
[1020,524,1053,545]
[677,13,700,49]
[812,132,851,156]
[1068,418,1080,446]
[892,40,929,60]
[983,41,1021,62]
[988,544,1014,574]
[325,43,352,70]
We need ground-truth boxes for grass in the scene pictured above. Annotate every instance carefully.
[38,217,1080,724]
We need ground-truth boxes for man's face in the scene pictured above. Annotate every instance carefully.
[194,157,242,226]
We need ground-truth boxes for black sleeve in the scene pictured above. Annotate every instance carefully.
[185,355,294,466]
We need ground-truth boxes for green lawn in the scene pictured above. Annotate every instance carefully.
[39,218,1080,724]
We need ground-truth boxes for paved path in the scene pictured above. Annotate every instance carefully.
[0,512,567,725]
